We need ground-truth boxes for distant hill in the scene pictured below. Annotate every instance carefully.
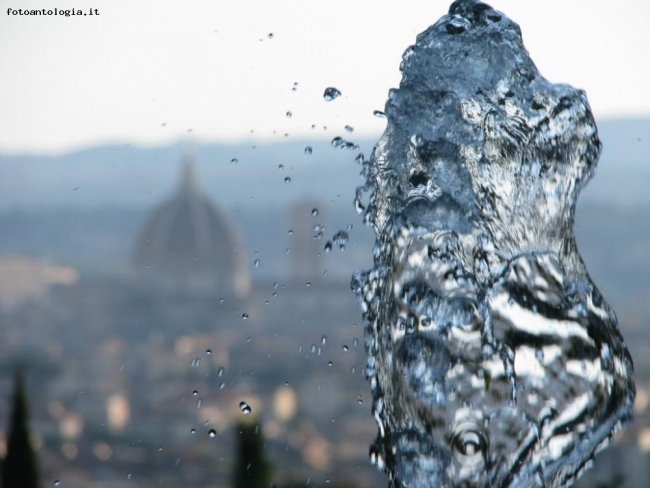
[0,118,648,211]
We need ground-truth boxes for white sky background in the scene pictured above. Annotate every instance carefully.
[0,0,649,155]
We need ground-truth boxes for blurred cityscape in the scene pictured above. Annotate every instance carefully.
[0,125,649,486]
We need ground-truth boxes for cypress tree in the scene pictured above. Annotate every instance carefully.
[232,419,272,488]
[2,369,39,488]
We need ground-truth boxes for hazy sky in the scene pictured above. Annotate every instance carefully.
[1,0,649,154]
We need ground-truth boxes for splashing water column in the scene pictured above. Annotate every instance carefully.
[352,1,635,487]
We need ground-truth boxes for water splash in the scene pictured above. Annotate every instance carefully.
[352,1,635,486]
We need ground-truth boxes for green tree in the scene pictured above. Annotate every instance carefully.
[232,419,273,488]
[2,368,39,488]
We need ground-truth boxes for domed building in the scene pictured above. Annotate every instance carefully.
[133,158,250,298]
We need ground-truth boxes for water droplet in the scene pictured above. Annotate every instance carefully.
[191,358,200,367]
[323,87,341,101]
[284,176,291,183]
[254,258,262,268]
[343,345,349,351]
[209,429,217,438]
[218,367,224,377]
[196,398,202,409]
[304,146,313,155]
[357,395,363,404]
[242,313,249,320]
[190,428,196,434]
[345,125,354,133]
[332,230,349,250]
[192,390,198,396]
[239,401,252,415]
[267,33,274,39]
[206,349,212,355]
[355,153,365,164]
[286,111,292,118]
[311,208,319,217]
[54,482,62,487]
[321,335,328,345]
[278,163,284,170]
[324,241,332,253]
[373,109,386,118]
[230,158,238,164]
[219,382,225,389]
[328,361,333,366]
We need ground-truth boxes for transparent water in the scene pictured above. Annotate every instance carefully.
[352,1,635,486]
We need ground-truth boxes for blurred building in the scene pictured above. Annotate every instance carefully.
[133,158,250,298]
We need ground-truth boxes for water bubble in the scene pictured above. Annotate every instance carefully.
[313,224,324,240]
[239,401,252,415]
[328,361,333,367]
[267,33,274,39]
[323,87,341,101]
[284,177,291,183]
[345,125,354,133]
[304,146,313,155]
[206,349,212,355]
[242,313,249,320]
[286,111,292,118]
[373,109,386,118]
[311,344,318,354]
[324,241,332,253]
[192,390,198,396]
[208,429,217,438]
[190,428,196,434]
[343,345,349,351]
[321,335,328,345]
[332,230,349,250]
[278,163,284,170]
[230,158,238,164]
[311,208,319,217]
[254,258,261,268]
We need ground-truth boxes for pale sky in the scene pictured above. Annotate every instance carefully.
[1,0,649,155]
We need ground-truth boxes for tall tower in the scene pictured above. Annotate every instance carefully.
[133,157,250,298]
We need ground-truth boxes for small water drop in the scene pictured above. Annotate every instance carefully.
[209,429,217,438]
[239,401,252,415]
[343,345,349,351]
[311,208,319,217]
[278,163,284,170]
[230,158,238,164]
[345,125,354,133]
[323,87,341,101]
[284,176,291,183]
[332,230,349,250]
[324,241,332,253]
[190,428,196,434]
[286,111,292,118]
[206,349,212,355]
[191,358,200,367]
[242,313,249,320]
[373,109,386,118]
[218,366,224,377]
[254,258,262,268]
[304,146,313,155]
[54,482,62,487]
[267,33,274,39]
[321,335,328,345]
[192,390,198,396]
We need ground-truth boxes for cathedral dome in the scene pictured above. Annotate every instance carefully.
[133,159,250,297]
